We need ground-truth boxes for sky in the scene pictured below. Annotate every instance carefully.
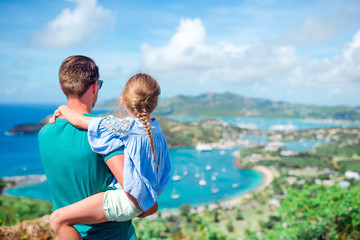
[0,0,359,106]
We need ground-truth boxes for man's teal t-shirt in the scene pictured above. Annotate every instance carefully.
[38,114,136,240]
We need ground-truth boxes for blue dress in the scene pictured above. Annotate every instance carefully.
[88,115,171,211]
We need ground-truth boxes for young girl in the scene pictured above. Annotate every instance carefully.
[49,73,171,239]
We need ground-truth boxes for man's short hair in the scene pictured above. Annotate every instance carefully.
[59,55,99,98]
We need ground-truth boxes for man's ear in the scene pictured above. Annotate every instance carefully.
[92,83,97,94]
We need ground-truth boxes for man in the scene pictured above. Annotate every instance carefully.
[39,55,136,239]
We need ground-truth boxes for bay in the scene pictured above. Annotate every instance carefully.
[1,104,345,210]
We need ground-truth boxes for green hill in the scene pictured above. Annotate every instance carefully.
[96,92,360,120]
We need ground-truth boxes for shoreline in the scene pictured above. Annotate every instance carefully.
[219,155,274,207]
[1,174,47,196]
[158,163,274,216]
[2,151,274,212]
[2,166,274,215]
[2,154,274,207]
[159,154,274,214]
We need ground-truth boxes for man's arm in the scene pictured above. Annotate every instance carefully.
[106,154,125,188]
[106,154,158,217]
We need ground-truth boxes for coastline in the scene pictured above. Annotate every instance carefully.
[2,153,275,211]
[1,174,47,196]
[219,156,274,207]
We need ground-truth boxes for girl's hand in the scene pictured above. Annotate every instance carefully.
[49,108,63,124]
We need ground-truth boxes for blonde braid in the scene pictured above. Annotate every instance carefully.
[121,73,161,171]
[138,109,160,171]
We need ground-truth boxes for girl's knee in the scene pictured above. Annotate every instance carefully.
[50,209,65,233]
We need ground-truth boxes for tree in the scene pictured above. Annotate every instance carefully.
[262,184,360,239]
[226,221,234,232]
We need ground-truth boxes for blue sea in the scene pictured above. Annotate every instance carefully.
[1,104,358,209]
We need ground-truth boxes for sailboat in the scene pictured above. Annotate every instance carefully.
[211,174,217,181]
[172,170,181,181]
[199,173,207,186]
[171,188,180,199]
[195,168,200,178]
[206,165,212,171]
[183,167,188,176]
[211,183,219,194]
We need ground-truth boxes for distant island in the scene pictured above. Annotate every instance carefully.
[96,92,360,120]
[6,117,51,135]
[7,92,360,135]
[6,114,252,149]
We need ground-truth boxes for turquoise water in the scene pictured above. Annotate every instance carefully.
[283,139,328,152]
[156,147,263,209]
[7,147,263,210]
[6,182,51,200]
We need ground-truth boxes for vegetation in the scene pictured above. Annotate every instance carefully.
[0,179,7,193]
[249,184,360,240]
[111,113,245,148]
[0,195,52,226]
[241,127,360,171]
[98,92,360,120]
[133,206,236,240]
[236,127,360,239]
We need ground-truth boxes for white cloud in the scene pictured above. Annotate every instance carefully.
[343,30,360,62]
[278,11,351,46]
[31,0,114,47]
[141,18,360,90]
[141,18,297,84]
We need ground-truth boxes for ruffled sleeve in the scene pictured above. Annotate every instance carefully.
[88,115,133,155]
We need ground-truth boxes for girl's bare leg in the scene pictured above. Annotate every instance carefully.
[50,192,107,240]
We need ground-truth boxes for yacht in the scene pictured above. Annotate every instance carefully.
[211,175,217,181]
[199,173,207,186]
[171,188,180,199]
[183,167,188,176]
[172,171,181,181]
[211,183,219,194]
[232,183,239,188]
[195,142,213,151]
[195,168,200,178]
[206,165,212,171]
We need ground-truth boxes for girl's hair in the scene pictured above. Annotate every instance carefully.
[120,73,161,169]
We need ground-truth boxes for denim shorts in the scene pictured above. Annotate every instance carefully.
[103,189,142,222]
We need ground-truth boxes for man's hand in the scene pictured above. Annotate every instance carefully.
[138,202,158,218]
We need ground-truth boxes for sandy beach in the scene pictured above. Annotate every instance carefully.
[220,165,274,207]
